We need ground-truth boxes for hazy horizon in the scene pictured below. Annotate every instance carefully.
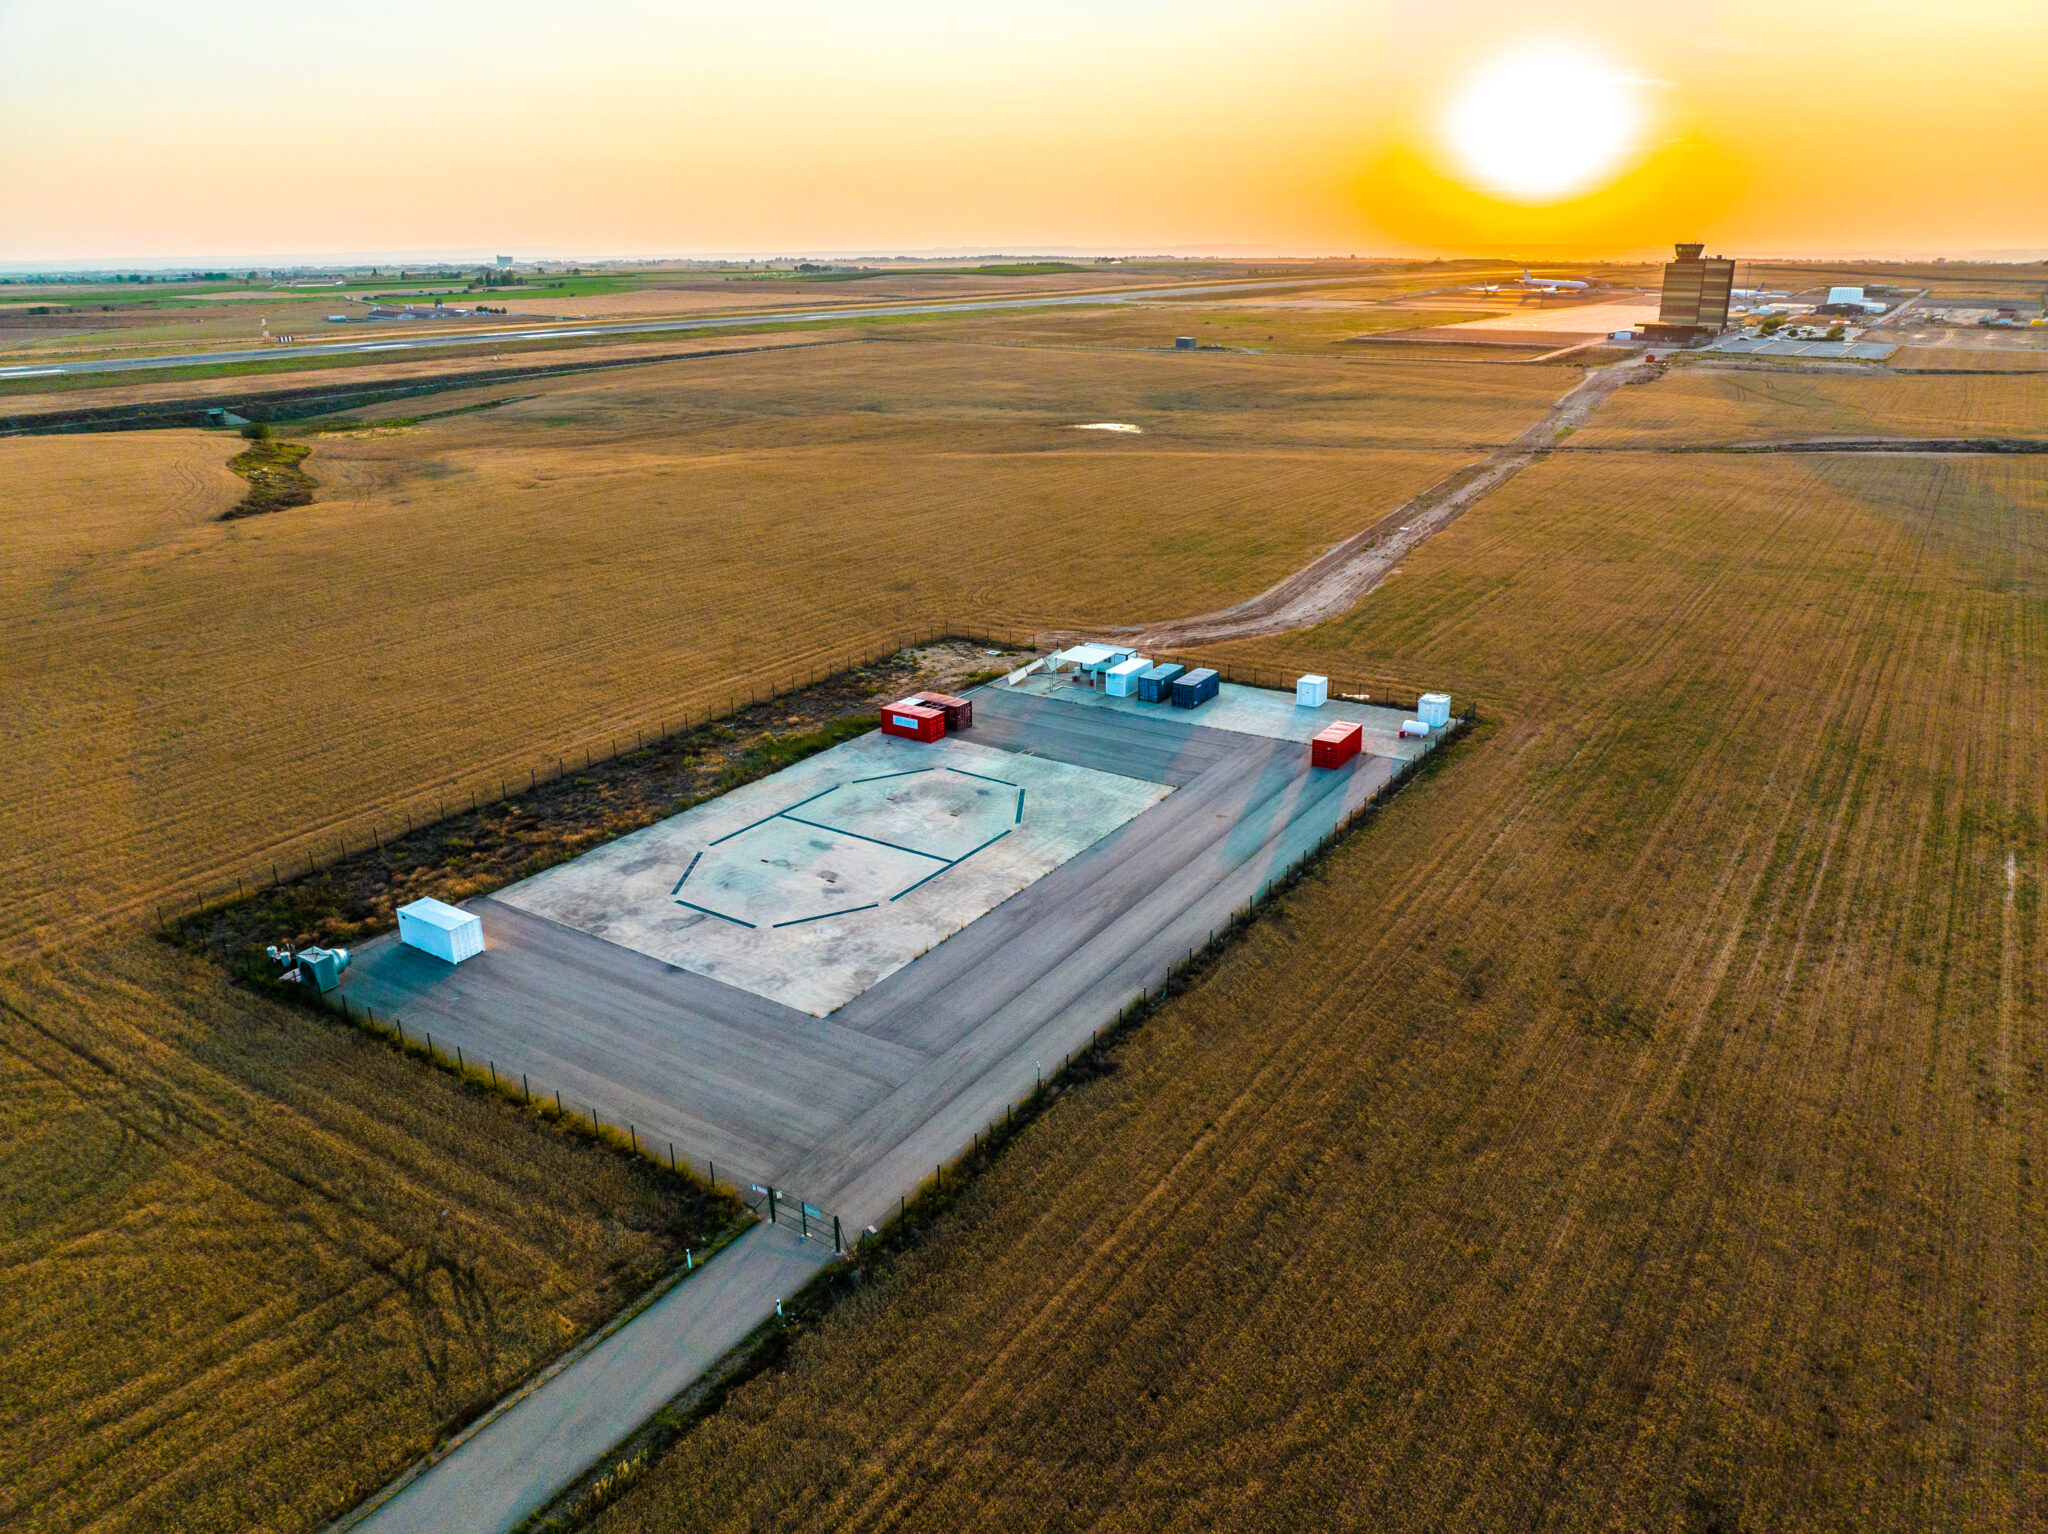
[5,0,2044,266]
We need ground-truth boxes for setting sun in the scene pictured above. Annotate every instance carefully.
[1441,42,1648,203]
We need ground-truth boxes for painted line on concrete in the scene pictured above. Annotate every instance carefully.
[772,903,880,929]
[671,851,704,894]
[707,784,842,847]
[780,813,949,861]
[888,828,1015,902]
[674,899,756,928]
[850,768,932,785]
[944,766,1023,788]
[1015,788,1026,824]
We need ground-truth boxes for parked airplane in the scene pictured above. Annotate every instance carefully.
[1471,269,1593,294]
[1515,268,1589,291]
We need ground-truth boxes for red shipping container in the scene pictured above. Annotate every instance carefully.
[880,700,946,742]
[912,691,973,730]
[1311,720,1363,769]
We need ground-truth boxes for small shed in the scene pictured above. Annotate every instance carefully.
[1311,721,1363,769]
[1295,674,1329,709]
[1137,662,1184,703]
[881,700,945,742]
[909,691,973,730]
[1053,643,1137,684]
[1417,692,1451,729]
[1171,667,1220,709]
[398,898,483,965]
[1103,657,1153,698]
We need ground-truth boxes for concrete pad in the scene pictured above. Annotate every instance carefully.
[496,731,1170,1016]
[1006,673,1436,759]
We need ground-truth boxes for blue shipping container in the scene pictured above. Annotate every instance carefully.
[1136,662,1185,703]
[1171,667,1220,709]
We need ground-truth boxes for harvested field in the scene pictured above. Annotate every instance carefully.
[1891,346,2048,374]
[588,451,2048,1531]
[0,332,833,412]
[887,301,1483,355]
[0,341,1566,954]
[1573,367,2048,447]
[0,939,734,1534]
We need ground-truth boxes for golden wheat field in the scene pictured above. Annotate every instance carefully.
[1570,364,2048,447]
[885,300,1487,354]
[0,332,831,414]
[0,939,717,1533]
[586,449,2048,1532]
[0,340,1571,955]
[1891,346,2048,373]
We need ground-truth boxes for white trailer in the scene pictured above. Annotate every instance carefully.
[1104,656,1153,697]
[398,897,484,964]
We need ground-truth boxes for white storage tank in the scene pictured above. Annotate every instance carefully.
[398,897,484,964]
[1399,719,1430,738]
[1418,692,1451,729]
[1104,656,1153,698]
[1295,674,1329,708]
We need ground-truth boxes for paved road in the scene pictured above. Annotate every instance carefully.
[0,277,1333,381]
[339,1223,828,1534]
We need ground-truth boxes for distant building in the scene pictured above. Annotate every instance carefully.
[1174,336,1196,350]
[1648,242,1736,339]
[1819,285,1887,317]
[496,255,514,268]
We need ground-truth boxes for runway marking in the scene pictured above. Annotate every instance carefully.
[671,850,704,893]
[674,899,755,928]
[889,828,1014,901]
[945,766,1023,787]
[708,784,842,846]
[772,903,880,928]
[780,814,949,861]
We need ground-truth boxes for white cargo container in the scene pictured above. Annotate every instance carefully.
[1418,692,1451,728]
[1399,719,1430,738]
[1295,674,1329,708]
[1104,656,1152,697]
[398,897,484,964]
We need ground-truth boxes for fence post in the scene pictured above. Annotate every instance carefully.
[834,1216,842,1253]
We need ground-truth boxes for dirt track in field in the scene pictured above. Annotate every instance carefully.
[1082,358,1649,649]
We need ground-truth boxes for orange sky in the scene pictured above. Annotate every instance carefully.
[2,0,2043,262]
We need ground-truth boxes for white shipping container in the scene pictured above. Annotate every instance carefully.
[1399,719,1430,738]
[1104,656,1153,697]
[1295,674,1329,708]
[1418,692,1451,728]
[398,897,484,964]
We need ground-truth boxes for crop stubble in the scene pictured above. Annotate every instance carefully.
[586,448,2048,1531]
[0,341,1558,956]
[1572,366,2048,447]
[0,940,722,1533]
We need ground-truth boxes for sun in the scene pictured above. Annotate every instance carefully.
[1441,42,1647,203]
